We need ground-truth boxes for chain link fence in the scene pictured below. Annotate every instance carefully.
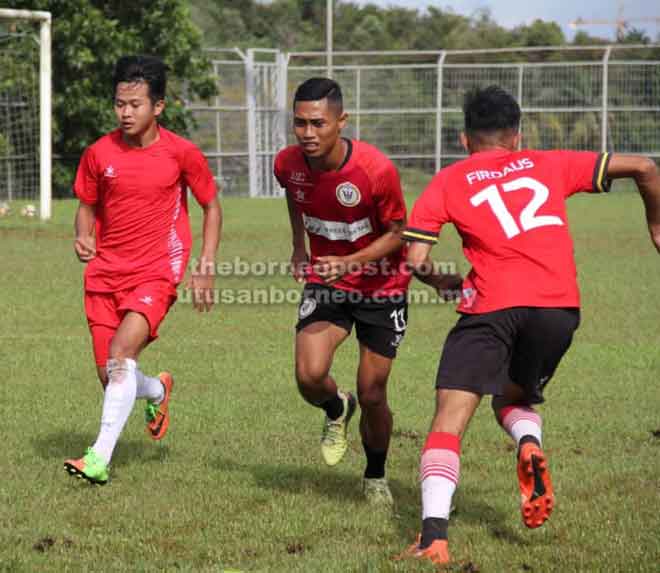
[188,45,660,196]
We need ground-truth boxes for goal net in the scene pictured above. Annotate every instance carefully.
[0,9,51,219]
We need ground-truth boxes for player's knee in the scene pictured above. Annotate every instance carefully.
[108,337,133,361]
[358,382,387,410]
[295,360,329,388]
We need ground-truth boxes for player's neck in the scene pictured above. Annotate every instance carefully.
[122,123,161,149]
[308,138,348,172]
[470,143,516,154]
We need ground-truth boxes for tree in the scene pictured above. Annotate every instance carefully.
[7,0,217,195]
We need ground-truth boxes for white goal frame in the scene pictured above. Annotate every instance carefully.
[0,8,51,219]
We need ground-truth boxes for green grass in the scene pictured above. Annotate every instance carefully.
[0,187,659,572]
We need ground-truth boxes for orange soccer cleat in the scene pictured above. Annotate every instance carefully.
[395,534,451,566]
[144,372,174,441]
[517,442,554,528]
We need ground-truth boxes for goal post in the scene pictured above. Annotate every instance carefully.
[0,9,51,220]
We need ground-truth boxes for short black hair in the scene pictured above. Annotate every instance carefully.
[463,85,521,136]
[293,77,343,113]
[112,55,168,103]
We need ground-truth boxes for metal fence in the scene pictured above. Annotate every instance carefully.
[189,44,660,197]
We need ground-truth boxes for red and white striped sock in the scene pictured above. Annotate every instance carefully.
[420,432,461,520]
[498,405,542,447]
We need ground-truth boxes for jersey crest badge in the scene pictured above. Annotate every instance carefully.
[336,182,361,207]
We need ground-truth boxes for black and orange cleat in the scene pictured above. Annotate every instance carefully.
[517,442,554,528]
[144,372,174,441]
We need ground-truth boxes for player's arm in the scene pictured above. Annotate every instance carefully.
[315,161,407,284]
[607,154,660,252]
[72,146,98,263]
[402,176,462,298]
[189,196,222,312]
[406,239,463,300]
[181,143,223,312]
[314,220,404,284]
[285,190,309,283]
[74,201,96,263]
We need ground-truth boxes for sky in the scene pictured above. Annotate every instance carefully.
[351,0,659,41]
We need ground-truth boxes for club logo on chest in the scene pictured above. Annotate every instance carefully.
[336,182,361,207]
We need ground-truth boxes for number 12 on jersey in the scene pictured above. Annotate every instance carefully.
[469,176,564,239]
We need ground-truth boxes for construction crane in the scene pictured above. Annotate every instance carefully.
[569,1,660,41]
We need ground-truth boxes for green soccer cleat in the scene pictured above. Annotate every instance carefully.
[320,391,357,466]
[362,477,394,508]
[64,447,109,485]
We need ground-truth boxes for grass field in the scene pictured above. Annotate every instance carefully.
[1,187,659,572]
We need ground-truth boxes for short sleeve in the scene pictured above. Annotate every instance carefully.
[273,152,287,189]
[372,161,406,225]
[73,147,99,205]
[182,144,218,206]
[402,174,450,244]
[559,150,611,197]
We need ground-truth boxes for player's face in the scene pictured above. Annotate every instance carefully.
[114,81,164,138]
[293,99,346,158]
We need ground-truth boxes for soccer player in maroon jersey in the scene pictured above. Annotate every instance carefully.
[398,85,660,565]
[64,55,222,485]
[274,78,455,506]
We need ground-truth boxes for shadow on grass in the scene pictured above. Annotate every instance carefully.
[391,482,529,548]
[31,430,169,468]
[213,456,529,547]
[213,456,374,502]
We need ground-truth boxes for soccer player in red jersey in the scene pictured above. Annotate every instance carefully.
[64,56,222,485]
[398,86,660,565]
[274,78,455,507]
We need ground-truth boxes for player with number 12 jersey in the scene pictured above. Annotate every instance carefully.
[398,85,660,566]
[404,148,610,313]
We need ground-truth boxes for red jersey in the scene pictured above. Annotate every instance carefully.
[74,127,217,293]
[403,149,611,313]
[274,140,411,296]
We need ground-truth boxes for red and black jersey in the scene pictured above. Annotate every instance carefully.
[403,149,611,313]
[275,139,411,296]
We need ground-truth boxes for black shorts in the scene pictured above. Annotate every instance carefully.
[436,307,580,404]
[296,284,408,359]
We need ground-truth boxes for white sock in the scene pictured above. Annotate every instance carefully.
[421,447,460,519]
[498,406,543,447]
[91,358,138,465]
[135,368,164,403]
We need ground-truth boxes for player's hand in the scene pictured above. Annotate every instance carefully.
[186,272,216,312]
[74,235,96,262]
[314,255,350,284]
[649,223,660,253]
[290,247,310,283]
[436,273,463,302]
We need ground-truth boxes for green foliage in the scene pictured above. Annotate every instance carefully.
[192,1,575,52]
[6,0,217,195]
[0,132,10,157]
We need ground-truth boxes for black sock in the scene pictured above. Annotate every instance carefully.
[320,394,344,420]
[420,517,448,549]
[363,442,387,479]
[518,434,541,456]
